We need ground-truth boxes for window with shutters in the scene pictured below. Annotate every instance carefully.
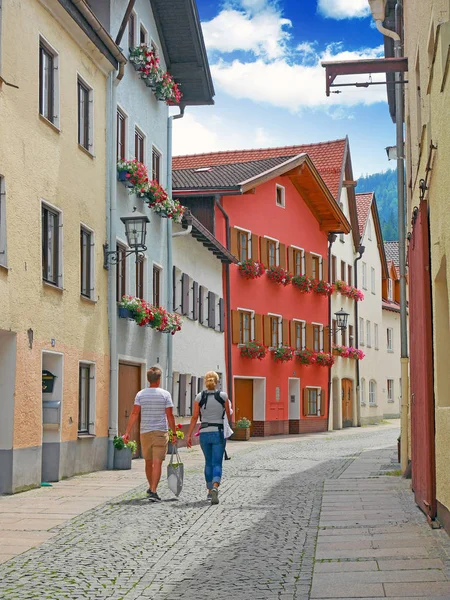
[42,202,62,287]
[292,320,305,350]
[116,243,127,301]
[276,184,285,207]
[311,254,321,280]
[269,314,282,348]
[39,38,59,128]
[387,327,393,351]
[77,76,93,152]
[292,248,304,276]
[239,310,253,344]
[349,324,354,347]
[387,379,394,403]
[208,291,216,329]
[117,108,127,161]
[361,261,367,289]
[78,362,96,435]
[80,226,94,299]
[134,127,145,163]
[312,323,323,352]
[374,323,379,349]
[237,229,251,262]
[135,255,145,300]
[369,380,377,405]
[198,285,207,325]
[359,317,364,345]
[340,260,346,282]
[153,265,161,306]
[191,281,199,321]
[360,378,366,404]
[366,320,371,347]
[140,23,148,44]
[152,146,161,182]
[267,239,277,267]
[218,298,225,333]
[128,12,136,49]
[305,387,322,416]
[331,255,337,283]
[347,264,352,286]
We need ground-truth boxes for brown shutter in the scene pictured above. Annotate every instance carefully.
[290,320,296,348]
[254,313,263,342]
[302,388,308,416]
[219,298,225,333]
[192,281,199,321]
[305,252,313,278]
[178,374,188,416]
[279,243,286,269]
[231,227,239,258]
[305,323,313,349]
[323,327,330,353]
[288,246,294,272]
[172,266,178,311]
[395,280,400,303]
[199,285,204,323]
[282,318,289,346]
[231,310,240,343]
[208,292,216,329]
[263,315,271,346]
[251,234,259,262]
[190,376,197,414]
[260,237,268,267]
[320,388,326,417]
[382,278,388,299]
[181,273,190,316]
[322,256,328,282]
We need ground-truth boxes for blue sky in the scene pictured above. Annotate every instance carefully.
[172,0,396,177]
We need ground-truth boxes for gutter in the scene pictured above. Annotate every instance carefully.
[353,244,365,427]
[327,233,337,432]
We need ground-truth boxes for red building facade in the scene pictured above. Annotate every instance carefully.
[173,148,350,435]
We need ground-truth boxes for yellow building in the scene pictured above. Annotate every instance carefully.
[0,0,125,492]
[399,0,450,533]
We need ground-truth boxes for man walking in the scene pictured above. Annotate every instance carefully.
[123,366,176,502]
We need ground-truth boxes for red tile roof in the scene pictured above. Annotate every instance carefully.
[382,299,401,313]
[355,192,374,237]
[173,138,347,200]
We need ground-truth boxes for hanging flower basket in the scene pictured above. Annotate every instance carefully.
[335,280,364,301]
[240,341,267,360]
[315,352,335,367]
[143,180,186,223]
[266,265,292,286]
[117,159,149,191]
[238,260,266,280]
[118,296,183,335]
[292,274,312,293]
[311,279,334,297]
[295,348,317,365]
[333,345,365,360]
[272,345,294,362]
[129,45,182,105]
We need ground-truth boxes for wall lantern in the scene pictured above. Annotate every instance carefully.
[103,207,150,269]
[334,308,349,331]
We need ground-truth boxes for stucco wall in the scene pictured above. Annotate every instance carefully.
[381,309,401,418]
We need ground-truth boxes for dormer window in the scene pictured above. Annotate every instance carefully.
[388,278,393,300]
[276,184,285,208]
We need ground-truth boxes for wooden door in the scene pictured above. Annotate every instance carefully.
[118,363,142,458]
[341,379,353,428]
[234,379,254,435]
[409,200,436,521]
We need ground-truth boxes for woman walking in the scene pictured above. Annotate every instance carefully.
[187,371,231,505]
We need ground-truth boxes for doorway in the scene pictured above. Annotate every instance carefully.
[118,363,142,457]
[235,379,254,435]
[341,378,353,428]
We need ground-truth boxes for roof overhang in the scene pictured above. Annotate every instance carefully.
[382,300,401,313]
[182,211,238,264]
[150,0,215,106]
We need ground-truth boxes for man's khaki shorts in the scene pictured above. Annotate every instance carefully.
[141,431,169,461]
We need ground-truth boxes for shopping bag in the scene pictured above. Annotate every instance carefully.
[223,414,234,439]
[167,446,184,497]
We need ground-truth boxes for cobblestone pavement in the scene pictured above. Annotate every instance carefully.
[1,425,447,600]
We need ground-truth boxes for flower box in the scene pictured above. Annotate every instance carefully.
[238,260,265,280]
[311,280,334,297]
[118,307,132,319]
[334,280,364,301]
[272,345,294,362]
[266,266,292,286]
[292,275,312,293]
[315,352,335,367]
[333,345,365,360]
[295,348,317,365]
[113,447,132,470]
[232,427,250,441]
[240,341,267,360]
[117,170,134,187]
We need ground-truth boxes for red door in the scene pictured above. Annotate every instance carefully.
[408,199,436,521]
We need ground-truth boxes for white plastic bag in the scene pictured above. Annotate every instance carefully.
[167,446,184,496]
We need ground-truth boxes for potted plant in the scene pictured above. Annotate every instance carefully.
[167,424,185,453]
[292,274,312,293]
[238,260,266,280]
[272,345,294,363]
[240,341,267,360]
[311,279,334,296]
[113,436,137,470]
[315,352,335,367]
[295,348,316,365]
[232,417,251,441]
[266,265,292,286]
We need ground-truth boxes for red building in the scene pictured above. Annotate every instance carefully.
[173,143,350,435]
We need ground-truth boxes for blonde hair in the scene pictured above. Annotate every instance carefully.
[204,371,219,384]
[147,366,162,383]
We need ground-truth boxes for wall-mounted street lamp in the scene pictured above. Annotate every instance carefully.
[328,308,350,334]
[103,207,150,269]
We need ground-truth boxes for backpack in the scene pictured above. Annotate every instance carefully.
[198,391,226,429]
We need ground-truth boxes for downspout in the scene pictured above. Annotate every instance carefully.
[167,106,185,393]
[373,2,409,472]
[215,196,233,410]
[354,245,365,427]
[327,233,337,432]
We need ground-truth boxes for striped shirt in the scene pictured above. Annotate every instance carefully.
[134,387,174,434]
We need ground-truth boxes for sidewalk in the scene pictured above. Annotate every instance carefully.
[310,447,450,599]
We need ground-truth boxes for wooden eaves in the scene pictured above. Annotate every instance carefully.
[182,211,238,264]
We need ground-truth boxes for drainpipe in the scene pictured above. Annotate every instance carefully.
[371,0,409,472]
[172,225,192,238]
[354,245,365,427]
[106,71,119,469]
[167,106,185,393]
[215,196,233,408]
[327,233,337,432]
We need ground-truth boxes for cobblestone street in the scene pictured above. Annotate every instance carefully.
[1,424,450,600]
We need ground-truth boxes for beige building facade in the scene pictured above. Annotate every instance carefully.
[0,0,124,493]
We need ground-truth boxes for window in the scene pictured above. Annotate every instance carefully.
[239,310,253,344]
[360,378,366,404]
[153,265,161,306]
[42,204,61,286]
[152,147,161,182]
[332,319,338,346]
[77,77,93,151]
[347,264,352,286]
[371,267,376,294]
[135,255,144,299]
[387,379,394,403]
[117,109,126,161]
[374,323,379,350]
[366,320,371,347]
[78,363,95,434]
[39,39,58,126]
[387,327,393,352]
[293,320,305,350]
[0,176,6,266]
[313,324,322,352]
[116,243,127,301]
[293,248,304,276]
[237,229,250,262]
[80,227,93,299]
[388,278,393,300]
[341,326,347,347]
[362,262,367,289]
[367,218,372,240]
[151,40,158,57]
[341,260,346,282]
[331,255,337,283]
[267,239,277,267]
[359,317,364,345]
[311,254,321,280]
[305,388,321,416]
[140,24,148,44]
[349,324,354,347]
[128,12,136,49]
[270,315,281,347]
[369,380,376,405]
[135,127,145,163]
[276,184,285,207]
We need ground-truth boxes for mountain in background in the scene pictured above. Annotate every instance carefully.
[356,169,398,242]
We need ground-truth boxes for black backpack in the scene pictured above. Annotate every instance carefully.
[199,390,225,428]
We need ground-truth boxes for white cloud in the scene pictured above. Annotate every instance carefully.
[318,0,371,20]
[202,7,292,60]
[210,44,386,114]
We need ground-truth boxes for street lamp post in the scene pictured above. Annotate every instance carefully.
[103,207,150,268]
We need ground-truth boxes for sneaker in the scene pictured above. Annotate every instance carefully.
[210,488,219,505]
[146,488,151,495]
[206,491,212,501]
[148,491,161,502]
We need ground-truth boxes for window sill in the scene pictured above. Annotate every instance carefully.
[387,349,394,353]
[368,403,378,408]
[43,280,64,293]
[78,433,96,439]
[0,262,9,273]
[387,400,395,403]
[39,114,60,133]
[81,294,97,305]
[78,144,95,159]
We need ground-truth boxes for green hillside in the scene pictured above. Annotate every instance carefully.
[356,169,398,241]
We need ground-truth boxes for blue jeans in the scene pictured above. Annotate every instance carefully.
[199,431,225,488]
